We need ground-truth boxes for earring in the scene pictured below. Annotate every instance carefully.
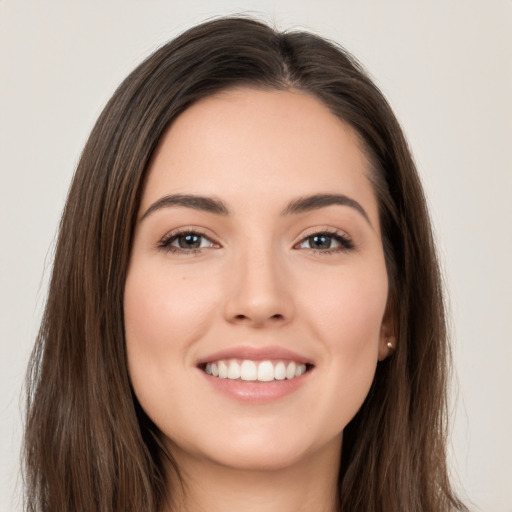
[386,341,394,349]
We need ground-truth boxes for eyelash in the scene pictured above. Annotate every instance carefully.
[157,228,355,256]
[157,229,217,256]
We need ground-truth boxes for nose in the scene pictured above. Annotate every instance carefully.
[223,242,294,328]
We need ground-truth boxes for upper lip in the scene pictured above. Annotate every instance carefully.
[196,345,313,366]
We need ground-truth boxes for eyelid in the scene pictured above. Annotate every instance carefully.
[293,227,355,253]
[157,226,355,255]
[157,227,221,254]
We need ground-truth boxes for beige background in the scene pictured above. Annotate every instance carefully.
[1,1,511,510]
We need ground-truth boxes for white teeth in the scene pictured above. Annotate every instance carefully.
[227,361,241,379]
[295,364,306,377]
[257,361,274,382]
[240,360,257,381]
[204,359,308,382]
[218,360,228,379]
[274,361,286,380]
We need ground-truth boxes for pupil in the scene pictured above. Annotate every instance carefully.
[311,235,331,249]
[179,234,201,249]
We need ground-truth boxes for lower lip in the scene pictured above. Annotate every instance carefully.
[199,368,312,403]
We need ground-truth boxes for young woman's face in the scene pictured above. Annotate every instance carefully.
[124,87,392,472]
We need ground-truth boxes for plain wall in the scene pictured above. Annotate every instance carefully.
[1,1,511,510]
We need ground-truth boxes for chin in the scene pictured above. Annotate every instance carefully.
[214,443,310,471]
[166,420,343,474]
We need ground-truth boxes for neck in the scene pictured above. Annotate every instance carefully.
[161,437,341,512]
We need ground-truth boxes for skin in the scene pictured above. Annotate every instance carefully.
[124,87,394,512]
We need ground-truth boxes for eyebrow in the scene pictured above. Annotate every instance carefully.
[141,194,229,220]
[282,193,371,225]
[141,193,371,226]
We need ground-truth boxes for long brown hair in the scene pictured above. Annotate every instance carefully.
[24,15,467,512]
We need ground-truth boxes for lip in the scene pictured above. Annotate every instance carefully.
[198,367,312,403]
[196,345,313,366]
[196,345,314,403]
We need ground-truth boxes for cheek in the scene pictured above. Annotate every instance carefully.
[123,263,220,409]
[301,264,388,422]
[124,263,218,350]
[305,263,388,349]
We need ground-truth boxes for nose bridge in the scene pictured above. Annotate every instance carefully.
[223,231,293,327]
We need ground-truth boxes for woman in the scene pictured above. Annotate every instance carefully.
[23,15,468,512]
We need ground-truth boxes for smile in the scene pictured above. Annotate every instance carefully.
[204,359,309,382]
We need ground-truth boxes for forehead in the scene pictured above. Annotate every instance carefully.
[142,87,378,223]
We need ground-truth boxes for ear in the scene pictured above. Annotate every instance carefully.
[378,299,396,361]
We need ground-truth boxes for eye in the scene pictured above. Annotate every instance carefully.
[158,229,218,254]
[296,230,354,254]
